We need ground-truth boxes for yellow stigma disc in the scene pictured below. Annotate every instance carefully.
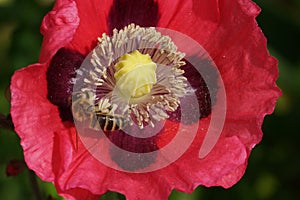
[114,50,157,98]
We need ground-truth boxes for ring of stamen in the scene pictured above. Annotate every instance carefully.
[75,24,188,129]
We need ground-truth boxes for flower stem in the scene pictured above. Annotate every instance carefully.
[28,170,43,200]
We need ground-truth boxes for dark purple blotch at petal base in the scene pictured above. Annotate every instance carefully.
[46,48,85,121]
[168,56,219,124]
[106,124,161,171]
[107,0,159,35]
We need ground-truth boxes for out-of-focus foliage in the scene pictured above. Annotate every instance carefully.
[0,0,299,199]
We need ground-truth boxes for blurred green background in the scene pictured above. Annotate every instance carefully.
[0,0,299,199]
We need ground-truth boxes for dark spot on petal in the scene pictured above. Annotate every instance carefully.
[109,147,157,171]
[107,0,160,34]
[46,48,85,121]
[107,127,159,153]
[106,124,161,171]
[168,56,219,124]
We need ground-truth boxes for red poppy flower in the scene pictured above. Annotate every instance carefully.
[10,0,280,199]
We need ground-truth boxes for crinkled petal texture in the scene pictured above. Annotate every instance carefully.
[10,0,281,199]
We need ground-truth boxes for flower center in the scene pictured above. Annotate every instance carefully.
[114,50,157,98]
[73,24,188,129]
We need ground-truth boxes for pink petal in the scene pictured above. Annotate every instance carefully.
[157,0,220,44]
[40,0,79,63]
[10,64,66,181]
[65,0,113,55]
[203,0,281,145]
